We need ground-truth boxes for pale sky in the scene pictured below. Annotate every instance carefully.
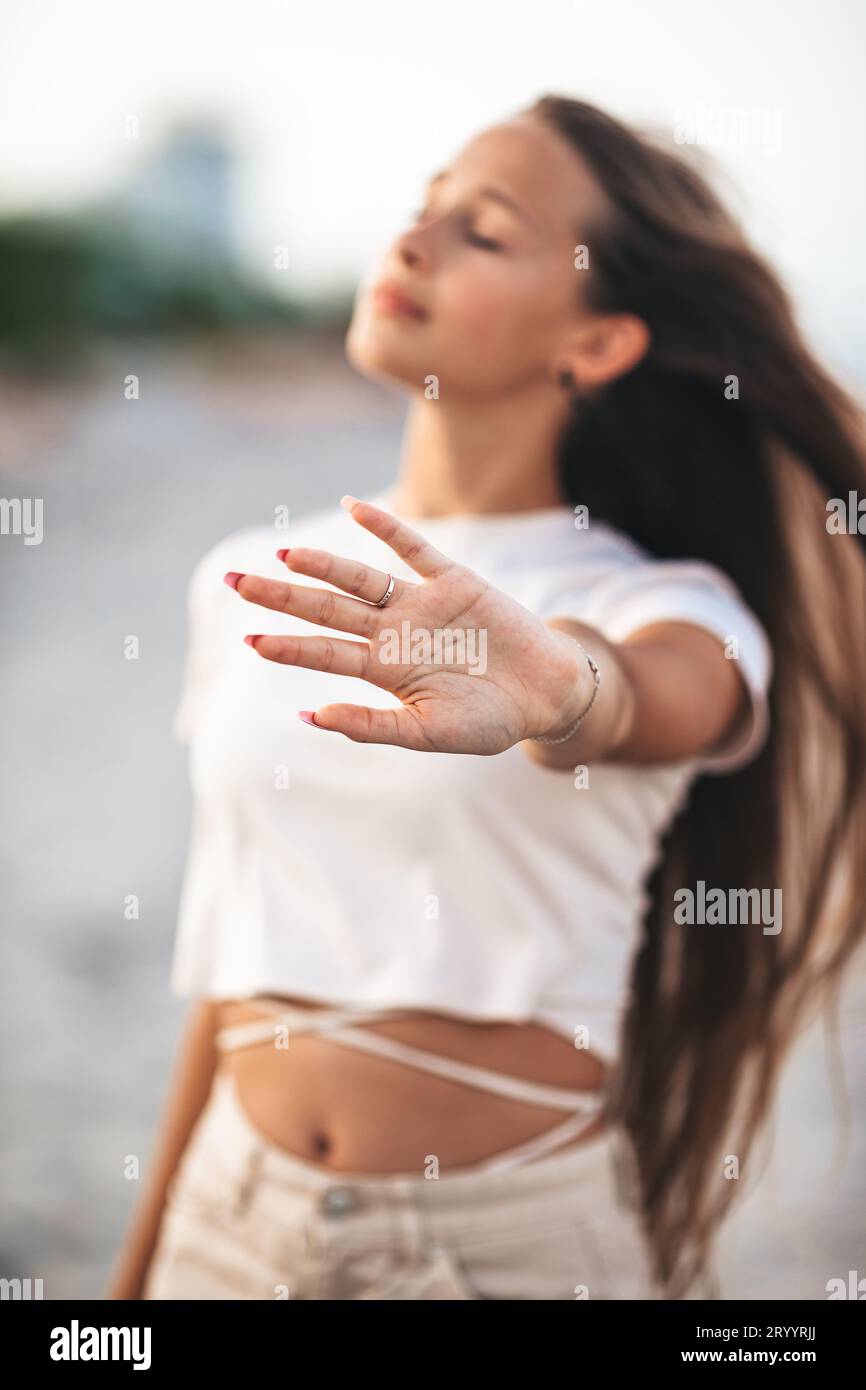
[2,0,864,379]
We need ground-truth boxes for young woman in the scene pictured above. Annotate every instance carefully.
[108,96,866,1301]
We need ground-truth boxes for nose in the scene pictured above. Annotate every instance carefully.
[392,233,427,274]
[393,215,440,272]
[399,241,425,272]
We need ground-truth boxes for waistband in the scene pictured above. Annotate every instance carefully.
[197,1069,635,1239]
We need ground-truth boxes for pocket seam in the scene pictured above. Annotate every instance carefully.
[167,1153,246,1220]
[428,1246,482,1301]
[440,1219,589,1301]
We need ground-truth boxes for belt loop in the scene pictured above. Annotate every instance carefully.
[233,1141,265,1216]
[390,1180,426,1259]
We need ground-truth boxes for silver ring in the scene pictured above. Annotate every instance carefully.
[373,573,396,607]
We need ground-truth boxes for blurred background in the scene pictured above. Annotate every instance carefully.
[1,0,864,1299]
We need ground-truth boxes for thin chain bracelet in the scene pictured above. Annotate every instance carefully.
[531,633,601,744]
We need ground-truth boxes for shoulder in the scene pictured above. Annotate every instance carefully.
[554,521,774,701]
[580,537,775,773]
[583,541,771,665]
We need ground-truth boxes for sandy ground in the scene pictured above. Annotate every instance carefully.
[1,334,864,1300]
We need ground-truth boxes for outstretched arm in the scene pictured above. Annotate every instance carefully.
[521,615,749,769]
[224,494,749,768]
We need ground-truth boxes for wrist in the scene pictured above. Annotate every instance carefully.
[531,628,601,744]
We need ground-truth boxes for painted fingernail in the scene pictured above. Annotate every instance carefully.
[244,634,262,647]
[298,710,318,726]
[340,494,358,510]
[224,571,244,589]
[276,548,291,562]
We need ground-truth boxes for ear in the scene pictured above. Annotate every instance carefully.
[561,314,651,389]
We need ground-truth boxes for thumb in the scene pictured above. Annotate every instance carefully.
[298,702,425,748]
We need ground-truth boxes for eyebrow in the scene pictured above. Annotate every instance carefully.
[423,168,541,233]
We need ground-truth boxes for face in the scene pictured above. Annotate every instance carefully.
[345,116,613,400]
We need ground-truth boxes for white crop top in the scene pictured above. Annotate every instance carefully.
[168,487,773,1065]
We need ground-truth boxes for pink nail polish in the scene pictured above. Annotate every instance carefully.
[224,571,244,589]
[298,710,318,726]
[276,548,291,562]
[244,634,262,647]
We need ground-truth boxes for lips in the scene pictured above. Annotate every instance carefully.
[370,282,429,321]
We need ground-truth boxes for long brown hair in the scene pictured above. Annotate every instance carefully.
[527,95,866,1298]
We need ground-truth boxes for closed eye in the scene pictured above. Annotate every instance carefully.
[409,206,504,252]
[465,230,503,251]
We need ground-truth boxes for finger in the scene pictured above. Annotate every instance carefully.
[299,701,436,749]
[340,495,455,580]
[227,571,379,639]
[245,632,370,678]
[277,546,411,607]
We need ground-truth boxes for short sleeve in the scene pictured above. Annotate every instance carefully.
[581,558,773,775]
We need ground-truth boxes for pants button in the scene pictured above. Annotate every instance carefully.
[320,1185,360,1216]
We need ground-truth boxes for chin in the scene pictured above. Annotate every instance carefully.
[344,319,427,391]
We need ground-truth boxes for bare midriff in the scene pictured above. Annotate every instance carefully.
[215,995,610,1173]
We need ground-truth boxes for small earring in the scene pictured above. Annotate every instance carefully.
[556,368,581,407]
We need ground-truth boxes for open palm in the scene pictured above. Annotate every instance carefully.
[226,495,587,753]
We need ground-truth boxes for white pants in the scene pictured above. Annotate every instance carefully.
[143,1071,665,1300]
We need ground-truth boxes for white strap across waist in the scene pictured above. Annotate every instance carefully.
[214,1000,604,1114]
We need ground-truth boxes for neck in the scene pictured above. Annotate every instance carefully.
[387,386,571,519]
